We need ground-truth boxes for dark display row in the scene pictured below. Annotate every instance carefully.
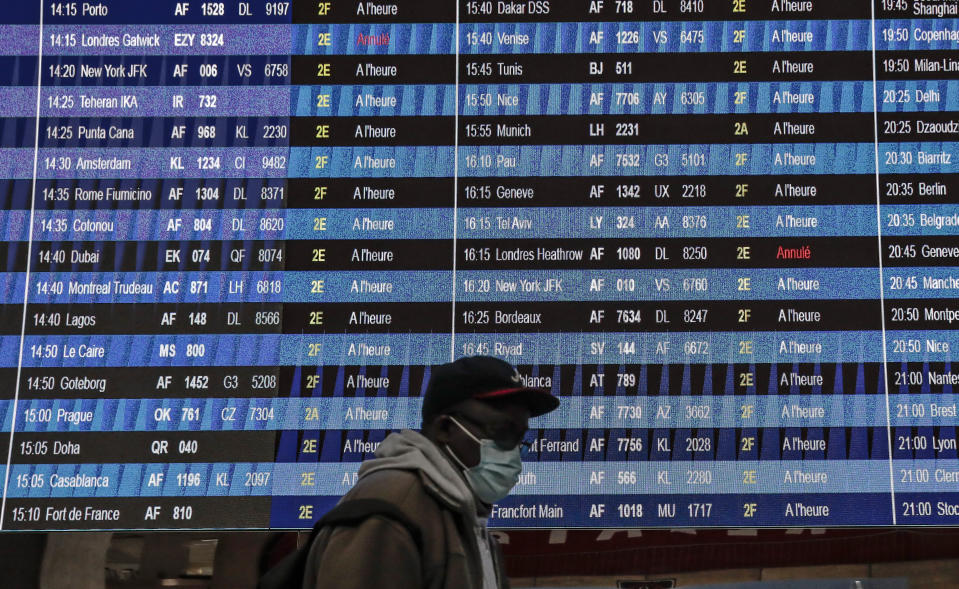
[6,113,958,148]
[3,0,893,25]
[0,50,954,87]
[9,237,959,270]
[9,426,959,464]
[5,299,959,334]
[4,493,959,530]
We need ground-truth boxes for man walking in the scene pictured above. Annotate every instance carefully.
[302,355,560,589]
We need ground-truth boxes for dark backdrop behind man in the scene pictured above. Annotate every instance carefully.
[301,355,560,589]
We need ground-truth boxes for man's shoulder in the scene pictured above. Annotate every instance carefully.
[350,468,421,494]
[343,469,445,517]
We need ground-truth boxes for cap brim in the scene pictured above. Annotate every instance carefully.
[474,386,560,417]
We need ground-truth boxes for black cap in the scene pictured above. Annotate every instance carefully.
[422,356,560,423]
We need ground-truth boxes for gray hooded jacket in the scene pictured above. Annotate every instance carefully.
[302,430,509,589]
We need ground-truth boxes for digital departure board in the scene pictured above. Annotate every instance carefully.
[0,0,958,531]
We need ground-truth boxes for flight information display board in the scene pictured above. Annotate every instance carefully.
[0,0,957,530]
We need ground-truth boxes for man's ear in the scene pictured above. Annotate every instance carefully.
[431,414,453,444]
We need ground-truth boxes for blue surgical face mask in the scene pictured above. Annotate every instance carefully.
[446,416,523,504]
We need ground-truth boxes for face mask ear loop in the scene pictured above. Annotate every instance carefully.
[445,416,479,471]
[448,415,482,445]
[445,444,470,471]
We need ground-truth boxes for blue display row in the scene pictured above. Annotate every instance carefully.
[0,148,290,179]
[282,426,954,462]
[0,268,882,304]
[35,25,291,55]
[3,461,956,501]
[0,460,920,498]
[298,20,871,55]
[0,330,929,367]
[0,21,957,57]
[2,267,956,305]
[17,205,959,241]
[0,397,932,437]
[0,395,895,431]
[0,330,951,367]
[459,492,900,527]
[7,142,955,179]
[283,143,951,177]
[275,491,888,527]
[5,462,274,498]
[265,492,959,527]
[1,81,955,118]
[458,268,954,302]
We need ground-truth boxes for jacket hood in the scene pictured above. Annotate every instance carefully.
[358,429,479,517]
